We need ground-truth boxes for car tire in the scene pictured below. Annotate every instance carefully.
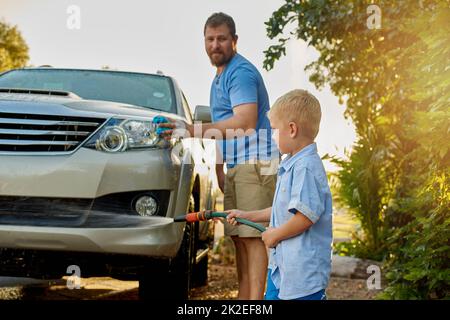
[192,243,208,287]
[138,223,194,300]
[188,192,209,288]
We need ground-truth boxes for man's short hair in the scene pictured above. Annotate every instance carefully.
[204,12,236,38]
[268,89,322,140]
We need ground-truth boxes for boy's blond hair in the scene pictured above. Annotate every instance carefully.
[268,89,322,139]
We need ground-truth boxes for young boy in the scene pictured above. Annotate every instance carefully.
[227,89,333,300]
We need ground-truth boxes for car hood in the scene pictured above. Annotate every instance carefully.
[0,92,179,121]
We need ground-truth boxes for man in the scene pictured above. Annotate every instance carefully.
[160,12,279,300]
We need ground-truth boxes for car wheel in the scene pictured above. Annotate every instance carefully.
[188,192,209,288]
[192,243,208,287]
[138,222,194,300]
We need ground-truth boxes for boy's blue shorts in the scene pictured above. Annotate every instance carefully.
[264,271,327,300]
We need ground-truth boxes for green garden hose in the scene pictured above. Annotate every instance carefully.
[174,210,266,233]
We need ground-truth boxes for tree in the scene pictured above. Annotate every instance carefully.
[0,20,29,72]
[264,0,449,298]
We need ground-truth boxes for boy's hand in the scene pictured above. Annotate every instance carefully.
[225,209,248,226]
[262,227,280,248]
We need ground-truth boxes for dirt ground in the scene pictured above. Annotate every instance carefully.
[190,262,380,300]
[0,258,380,300]
[93,261,381,300]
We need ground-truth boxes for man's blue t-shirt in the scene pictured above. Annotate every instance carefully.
[210,53,279,167]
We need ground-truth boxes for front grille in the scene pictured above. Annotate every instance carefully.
[0,112,105,153]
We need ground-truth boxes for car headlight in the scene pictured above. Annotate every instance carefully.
[84,118,169,152]
[97,126,128,152]
[122,120,160,148]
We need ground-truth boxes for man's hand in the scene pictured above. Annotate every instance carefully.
[156,117,192,140]
[261,227,280,248]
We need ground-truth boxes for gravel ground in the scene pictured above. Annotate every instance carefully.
[0,261,381,300]
[190,263,381,300]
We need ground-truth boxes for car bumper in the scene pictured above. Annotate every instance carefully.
[0,217,183,258]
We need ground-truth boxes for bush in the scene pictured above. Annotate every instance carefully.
[379,173,450,299]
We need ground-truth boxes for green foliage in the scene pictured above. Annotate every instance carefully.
[379,173,450,299]
[265,0,450,299]
[331,134,391,260]
[0,20,29,72]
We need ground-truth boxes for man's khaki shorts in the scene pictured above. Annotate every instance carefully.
[223,158,278,238]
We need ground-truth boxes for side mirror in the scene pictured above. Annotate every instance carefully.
[194,105,212,123]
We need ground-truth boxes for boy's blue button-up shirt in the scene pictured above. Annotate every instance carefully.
[268,143,333,299]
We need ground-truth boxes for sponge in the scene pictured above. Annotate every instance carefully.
[152,115,171,135]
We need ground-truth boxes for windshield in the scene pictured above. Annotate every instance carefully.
[0,69,176,113]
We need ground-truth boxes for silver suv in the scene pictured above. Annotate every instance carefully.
[0,68,217,299]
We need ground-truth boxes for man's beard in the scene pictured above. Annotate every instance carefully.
[209,51,234,67]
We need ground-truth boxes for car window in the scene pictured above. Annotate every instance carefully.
[0,69,177,113]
